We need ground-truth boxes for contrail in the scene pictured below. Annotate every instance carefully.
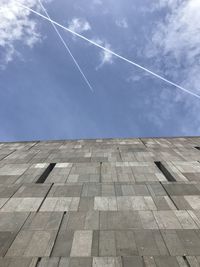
[38,0,93,92]
[16,1,200,100]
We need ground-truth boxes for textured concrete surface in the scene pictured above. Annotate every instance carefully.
[0,137,200,266]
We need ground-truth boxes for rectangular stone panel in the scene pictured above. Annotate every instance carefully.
[40,197,80,211]
[100,211,141,230]
[134,230,168,256]
[22,212,63,231]
[1,198,43,212]
[14,184,51,198]
[70,230,93,257]
[92,257,122,267]
[6,230,57,257]
[0,232,17,256]
[48,185,82,197]
[0,212,29,231]
[51,230,74,257]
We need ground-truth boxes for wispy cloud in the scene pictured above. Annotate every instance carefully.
[115,18,128,29]
[0,0,47,69]
[141,0,200,132]
[68,18,91,34]
[145,0,200,95]
[93,38,114,70]
[126,74,142,83]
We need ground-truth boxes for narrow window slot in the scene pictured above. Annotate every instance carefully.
[117,147,122,161]
[183,256,191,267]
[36,257,42,267]
[99,162,102,183]
[155,161,176,182]
[36,163,56,184]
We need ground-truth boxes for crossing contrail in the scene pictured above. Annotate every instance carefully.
[16,1,200,100]
[37,0,93,92]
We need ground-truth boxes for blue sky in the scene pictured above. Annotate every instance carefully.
[0,0,200,141]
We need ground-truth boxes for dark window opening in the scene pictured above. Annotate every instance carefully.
[36,163,56,184]
[155,161,176,182]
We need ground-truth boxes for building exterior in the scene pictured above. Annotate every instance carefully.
[0,137,200,266]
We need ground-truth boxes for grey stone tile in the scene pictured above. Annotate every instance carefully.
[58,258,70,267]
[115,231,137,256]
[51,230,74,257]
[147,183,167,197]
[6,230,57,257]
[0,185,19,198]
[154,256,180,267]
[82,184,101,197]
[99,231,116,256]
[94,197,117,211]
[14,184,51,198]
[48,185,82,197]
[174,211,198,229]
[177,230,200,255]
[91,230,99,256]
[1,198,43,212]
[22,212,63,231]
[122,256,144,267]
[0,212,29,231]
[69,257,92,267]
[186,256,200,267]
[0,198,9,209]
[184,196,200,210]
[143,256,157,267]
[153,197,176,210]
[139,211,158,229]
[70,230,93,257]
[114,184,123,196]
[66,211,99,230]
[102,185,115,196]
[0,164,29,176]
[0,175,19,185]
[153,211,182,229]
[161,230,186,256]
[40,197,80,211]
[78,197,94,211]
[0,258,38,267]
[92,257,122,267]
[100,211,141,230]
[163,184,200,196]
[171,197,192,210]
[134,230,168,256]
[38,258,60,267]
[0,232,17,256]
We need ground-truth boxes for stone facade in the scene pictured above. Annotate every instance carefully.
[0,137,200,266]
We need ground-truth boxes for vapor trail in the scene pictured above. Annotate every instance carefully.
[38,0,93,92]
[17,1,200,100]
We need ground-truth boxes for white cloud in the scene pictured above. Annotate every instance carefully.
[68,18,91,34]
[142,0,200,133]
[115,18,128,29]
[93,38,113,69]
[100,44,113,65]
[146,0,200,94]
[126,74,141,83]
[0,0,48,69]
[152,0,182,10]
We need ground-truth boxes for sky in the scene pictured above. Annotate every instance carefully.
[0,0,200,141]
